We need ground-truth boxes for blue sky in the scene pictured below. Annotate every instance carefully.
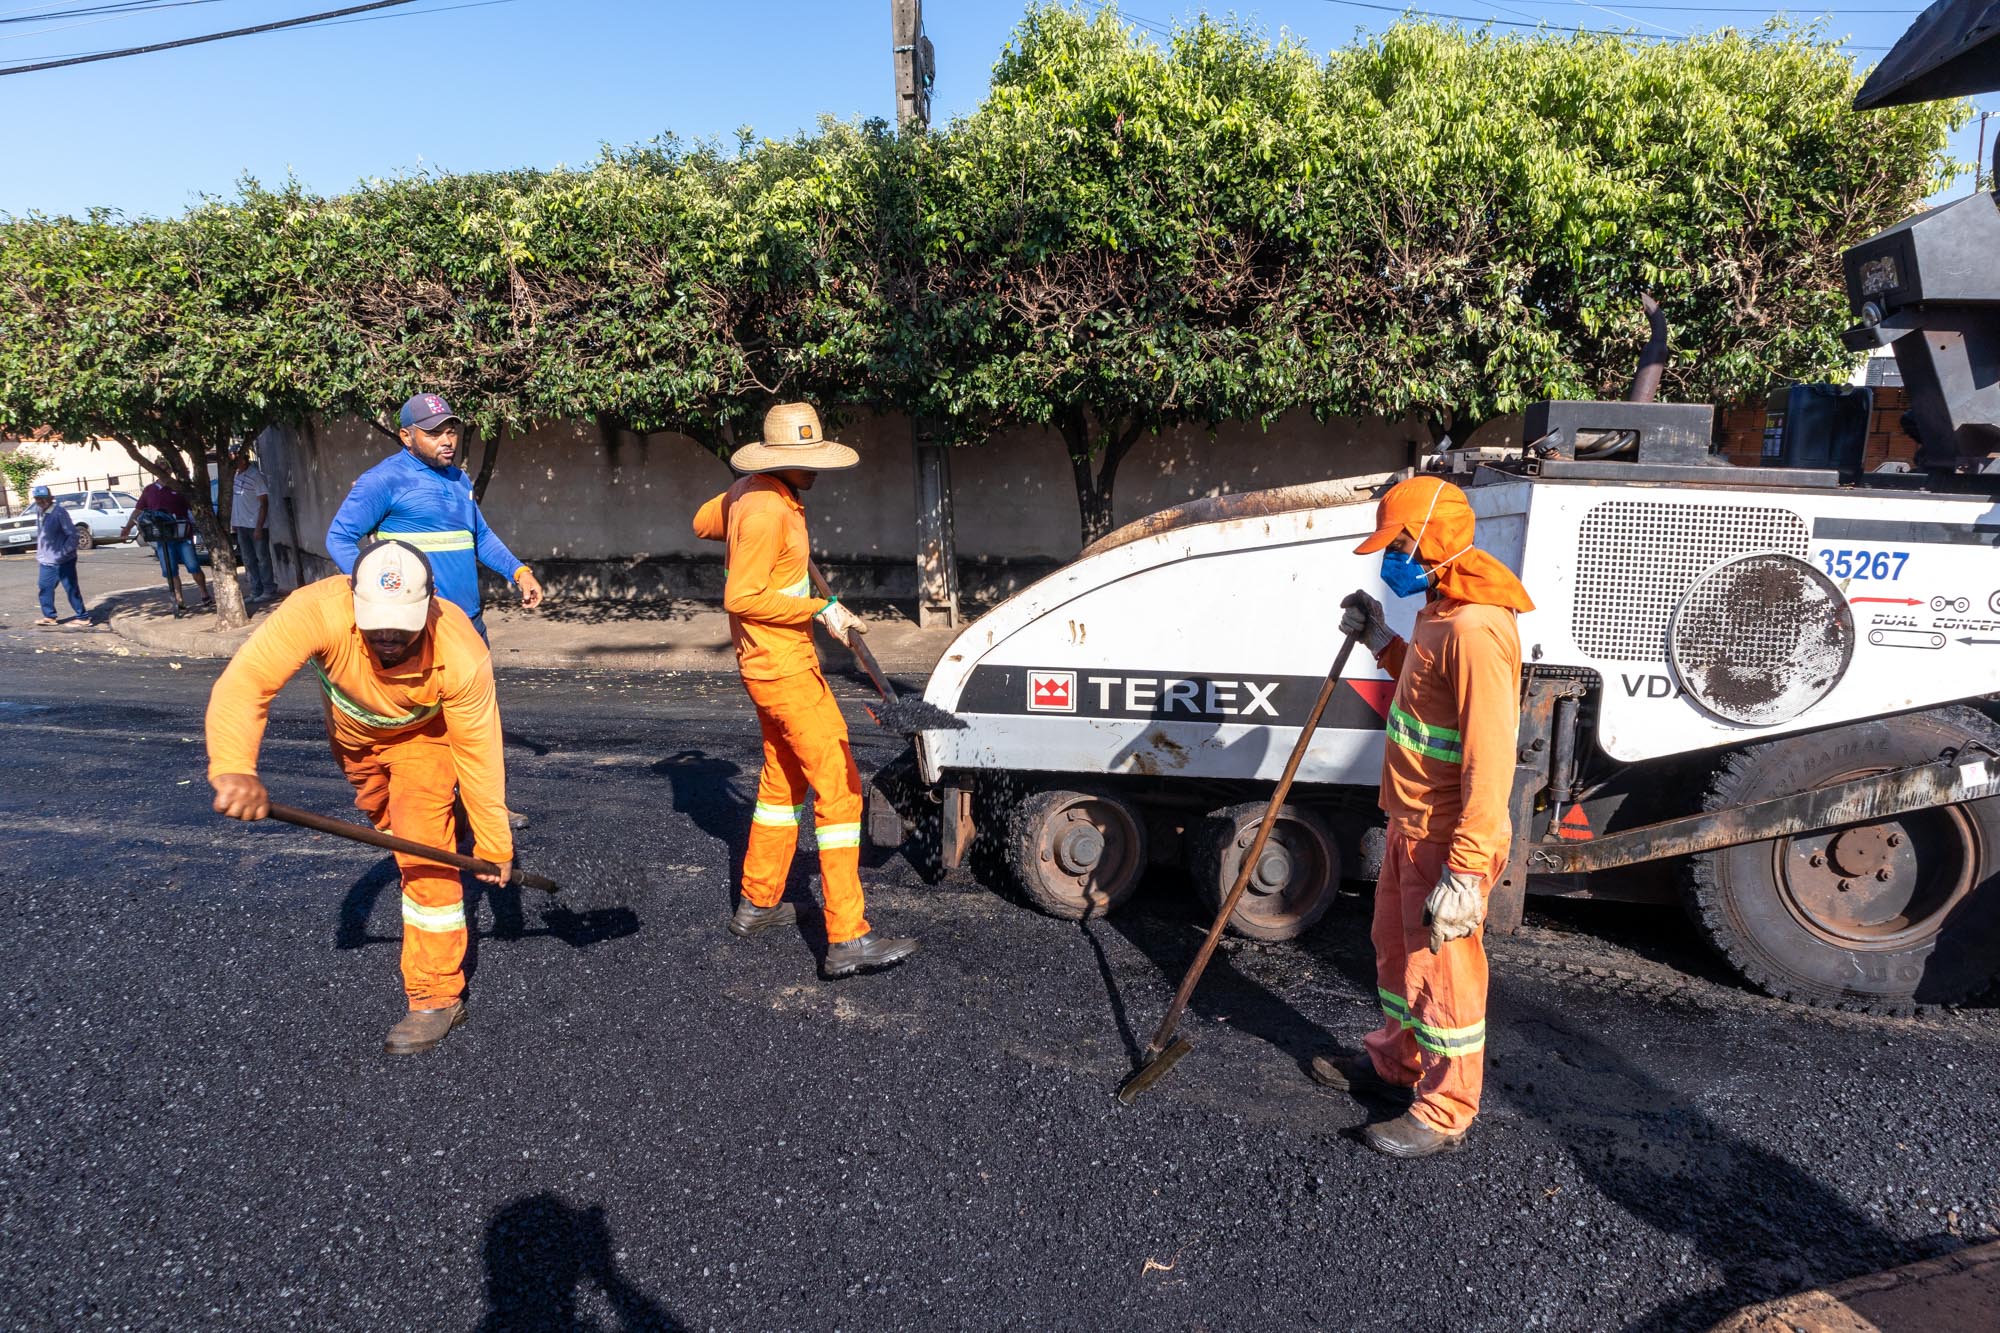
[0,0,1987,219]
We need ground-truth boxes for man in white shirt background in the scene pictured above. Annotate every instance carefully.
[230,440,277,603]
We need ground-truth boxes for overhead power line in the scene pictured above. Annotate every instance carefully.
[0,0,421,75]
[1312,0,1894,49]
[0,0,232,25]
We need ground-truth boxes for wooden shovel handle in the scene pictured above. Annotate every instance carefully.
[263,802,559,893]
[1139,631,1362,1057]
[806,558,897,704]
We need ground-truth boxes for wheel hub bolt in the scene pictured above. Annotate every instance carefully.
[1876,868,1893,881]
[1808,852,1826,868]
[1886,833,1903,848]
[1837,878,1853,893]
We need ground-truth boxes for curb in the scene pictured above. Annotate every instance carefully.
[102,593,960,678]
[1709,1240,2000,1332]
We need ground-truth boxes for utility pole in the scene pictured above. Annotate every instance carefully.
[893,0,959,628]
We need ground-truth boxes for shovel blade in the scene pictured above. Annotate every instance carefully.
[1115,1036,1194,1106]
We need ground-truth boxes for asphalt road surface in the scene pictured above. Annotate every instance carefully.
[3,562,1998,1330]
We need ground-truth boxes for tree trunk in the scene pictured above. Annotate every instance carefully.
[190,499,250,630]
[197,446,248,630]
[1060,411,1148,548]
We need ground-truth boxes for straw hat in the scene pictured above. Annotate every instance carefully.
[728,403,859,474]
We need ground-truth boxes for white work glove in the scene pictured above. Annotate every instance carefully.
[815,597,867,646]
[1425,868,1486,953]
[1339,590,1398,655]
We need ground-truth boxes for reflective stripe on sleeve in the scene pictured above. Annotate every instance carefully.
[1387,703,1464,764]
[814,821,862,851]
[401,894,467,933]
[376,528,475,553]
[753,801,805,827]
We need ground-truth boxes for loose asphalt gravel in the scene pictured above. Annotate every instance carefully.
[2,552,1998,1331]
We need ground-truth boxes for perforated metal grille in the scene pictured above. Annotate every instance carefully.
[1670,554,1853,725]
[1572,501,1809,660]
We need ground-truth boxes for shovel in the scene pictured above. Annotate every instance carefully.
[806,559,966,735]
[263,801,561,893]
[1116,629,1362,1105]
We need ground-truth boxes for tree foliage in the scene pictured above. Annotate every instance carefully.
[1,447,53,504]
[0,6,1964,560]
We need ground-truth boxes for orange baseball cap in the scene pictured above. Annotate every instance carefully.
[1354,476,1459,554]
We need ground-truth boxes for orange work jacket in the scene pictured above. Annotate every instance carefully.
[1372,598,1522,877]
[692,474,831,681]
[204,576,513,865]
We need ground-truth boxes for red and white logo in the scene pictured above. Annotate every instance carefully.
[1028,671,1075,712]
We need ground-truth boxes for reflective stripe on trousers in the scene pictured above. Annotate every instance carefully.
[739,669,870,944]
[328,710,470,1006]
[1363,828,1496,1134]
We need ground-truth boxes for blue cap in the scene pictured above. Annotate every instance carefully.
[399,392,461,432]
[30,484,50,497]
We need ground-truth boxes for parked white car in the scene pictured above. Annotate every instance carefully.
[0,509,33,553]
[60,490,142,549]
[0,490,141,553]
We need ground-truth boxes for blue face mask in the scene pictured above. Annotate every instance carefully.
[1380,548,1431,598]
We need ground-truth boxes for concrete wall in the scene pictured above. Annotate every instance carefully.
[259,409,1427,604]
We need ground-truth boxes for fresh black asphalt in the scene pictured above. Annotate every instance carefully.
[2,561,1997,1330]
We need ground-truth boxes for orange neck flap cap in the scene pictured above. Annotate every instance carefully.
[1354,476,1535,613]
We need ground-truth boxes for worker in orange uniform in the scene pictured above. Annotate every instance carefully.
[1311,476,1534,1158]
[206,540,513,1056]
[692,402,918,979]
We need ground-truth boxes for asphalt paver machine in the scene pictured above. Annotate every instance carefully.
[872,3,2000,1014]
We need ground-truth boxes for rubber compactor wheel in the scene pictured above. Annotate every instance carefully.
[1687,706,2000,1014]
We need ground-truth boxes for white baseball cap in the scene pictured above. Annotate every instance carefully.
[352,541,433,633]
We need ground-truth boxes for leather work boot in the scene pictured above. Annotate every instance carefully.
[1308,1050,1412,1103]
[1362,1112,1469,1160]
[506,808,530,831]
[822,932,919,979]
[383,1001,467,1056]
[728,899,797,939]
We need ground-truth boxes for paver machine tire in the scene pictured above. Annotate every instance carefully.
[1193,801,1341,941]
[1005,785,1149,920]
[1687,706,2000,1014]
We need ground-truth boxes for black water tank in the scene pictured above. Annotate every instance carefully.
[1762,383,1873,475]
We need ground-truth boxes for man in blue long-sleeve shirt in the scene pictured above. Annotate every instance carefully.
[30,484,87,625]
[327,393,543,642]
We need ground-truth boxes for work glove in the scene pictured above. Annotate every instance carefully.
[1424,868,1486,953]
[1339,589,1398,655]
[815,596,867,647]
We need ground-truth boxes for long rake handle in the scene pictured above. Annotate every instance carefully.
[807,558,898,705]
[263,802,559,893]
[1138,631,1361,1058]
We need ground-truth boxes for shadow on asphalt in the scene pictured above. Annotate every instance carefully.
[477,1194,680,1332]
[1499,989,1937,1330]
[1102,876,1369,1077]
[336,858,640,971]
[650,747,828,954]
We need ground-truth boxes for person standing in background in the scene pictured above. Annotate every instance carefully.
[30,484,86,626]
[231,441,277,603]
[120,475,213,617]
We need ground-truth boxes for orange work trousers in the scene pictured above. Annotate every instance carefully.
[740,669,869,945]
[1363,828,1497,1134]
[329,713,468,1009]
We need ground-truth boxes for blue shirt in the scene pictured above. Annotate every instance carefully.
[35,504,77,566]
[326,450,523,622]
